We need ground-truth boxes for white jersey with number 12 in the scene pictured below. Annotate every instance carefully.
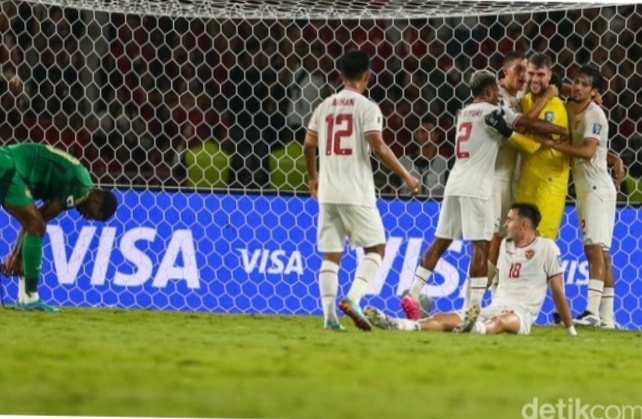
[307,88,383,206]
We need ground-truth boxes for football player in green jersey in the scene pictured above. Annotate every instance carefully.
[0,143,118,312]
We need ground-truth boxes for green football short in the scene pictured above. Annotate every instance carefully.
[0,149,34,207]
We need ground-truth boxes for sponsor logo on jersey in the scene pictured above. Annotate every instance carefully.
[544,111,554,122]
[592,123,602,135]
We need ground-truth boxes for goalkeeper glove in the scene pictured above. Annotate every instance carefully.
[485,109,514,138]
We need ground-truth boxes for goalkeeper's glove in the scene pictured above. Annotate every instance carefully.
[485,109,514,138]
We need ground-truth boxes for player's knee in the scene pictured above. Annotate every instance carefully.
[584,245,604,263]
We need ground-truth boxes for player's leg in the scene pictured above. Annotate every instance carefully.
[575,193,612,326]
[364,305,462,332]
[317,204,345,330]
[338,205,386,331]
[461,197,494,309]
[601,250,616,328]
[474,312,521,335]
[402,197,458,319]
[488,178,511,290]
[2,202,58,312]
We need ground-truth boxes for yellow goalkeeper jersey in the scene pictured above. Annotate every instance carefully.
[511,94,570,239]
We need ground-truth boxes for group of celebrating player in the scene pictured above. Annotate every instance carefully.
[305,48,622,336]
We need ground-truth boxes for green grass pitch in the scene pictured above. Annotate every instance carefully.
[0,308,641,419]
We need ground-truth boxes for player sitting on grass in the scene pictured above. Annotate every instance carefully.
[366,203,577,336]
[0,143,118,312]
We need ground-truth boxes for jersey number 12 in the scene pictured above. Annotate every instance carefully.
[325,114,353,156]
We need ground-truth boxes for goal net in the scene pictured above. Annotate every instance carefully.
[0,0,640,328]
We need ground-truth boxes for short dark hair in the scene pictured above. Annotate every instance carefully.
[339,50,370,81]
[528,52,552,70]
[503,50,526,67]
[469,69,497,97]
[511,202,542,229]
[575,64,603,91]
[98,190,118,221]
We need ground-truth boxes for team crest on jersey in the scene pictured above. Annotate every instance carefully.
[592,123,602,135]
[525,249,535,260]
[66,195,75,207]
[544,112,554,122]
[25,188,32,198]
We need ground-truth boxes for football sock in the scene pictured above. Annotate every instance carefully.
[22,235,43,302]
[409,266,432,301]
[587,279,604,316]
[319,260,339,322]
[347,252,382,305]
[600,287,615,326]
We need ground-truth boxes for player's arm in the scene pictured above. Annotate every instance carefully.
[549,274,577,336]
[485,109,568,141]
[303,129,319,199]
[513,115,568,138]
[607,150,625,187]
[550,138,598,160]
[525,86,559,119]
[366,132,420,195]
[508,132,541,154]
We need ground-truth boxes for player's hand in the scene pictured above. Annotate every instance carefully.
[308,178,319,200]
[1,254,22,276]
[592,91,603,105]
[484,109,513,138]
[404,175,421,197]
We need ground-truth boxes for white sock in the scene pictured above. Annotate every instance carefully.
[319,261,339,322]
[471,322,487,335]
[409,266,432,301]
[397,319,420,331]
[24,290,40,304]
[347,253,382,305]
[587,279,604,316]
[600,287,615,326]
[468,277,488,308]
[487,261,497,285]
[18,277,27,304]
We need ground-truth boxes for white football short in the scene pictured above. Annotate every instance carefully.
[435,196,494,241]
[493,177,513,235]
[317,203,386,253]
[576,192,616,250]
[459,302,534,335]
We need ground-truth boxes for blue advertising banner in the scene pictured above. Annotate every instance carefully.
[1,190,640,329]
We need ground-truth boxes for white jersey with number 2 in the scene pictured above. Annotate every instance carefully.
[307,88,383,206]
[444,101,520,200]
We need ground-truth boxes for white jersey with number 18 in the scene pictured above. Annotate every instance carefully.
[307,88,383,207]
[444,101,520,200]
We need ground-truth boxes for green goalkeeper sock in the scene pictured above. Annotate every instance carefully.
[22,235,43,295]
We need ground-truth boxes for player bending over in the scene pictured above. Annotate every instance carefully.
[303,50,420,331]
[366,203,577,336]
[401,69,568,321]
[1,143,118,312]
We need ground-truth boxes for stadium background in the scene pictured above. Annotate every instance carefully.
[0,2,640,327]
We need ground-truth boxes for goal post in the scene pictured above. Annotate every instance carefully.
[0,0,640,328]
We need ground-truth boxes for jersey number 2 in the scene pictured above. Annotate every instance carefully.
[325,114,353,156]
[455,121,472,159]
